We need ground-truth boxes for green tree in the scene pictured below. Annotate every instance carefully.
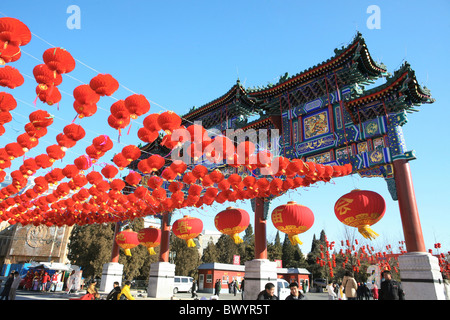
[238,223,254,264]
[268,231,282,261]
[201,240,219,263]
[216,234,238,264]
[170,233,200,278]
[67,219,159,281]
[281,233,308,268]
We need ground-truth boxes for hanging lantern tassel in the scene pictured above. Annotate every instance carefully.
[124,248,132,256]
[230,233,243,245]
[186,238,196,248]
[288,234,303,246]
[147,247,156,255]
[358,225,379,240]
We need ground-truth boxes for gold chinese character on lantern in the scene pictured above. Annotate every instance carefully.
[272,208,284,224]
[335,197,354,216]
[176,221,192,234]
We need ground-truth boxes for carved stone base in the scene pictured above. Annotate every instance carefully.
[243,259,278,300]
[100,262,123,293]
[398,252,445,300]
[147,262,175,299]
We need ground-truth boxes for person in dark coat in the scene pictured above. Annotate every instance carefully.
[214,279,221,296]
[191,279,198,299]
[379,270,405,300]
[285,282,307,300]
[257,282,278,300]
[106,281,121,300]
[0,273,14,300]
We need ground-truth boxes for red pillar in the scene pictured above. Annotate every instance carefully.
[393,159,426,253]
[110,222,121,263]
[159,212,171,262]
[254,197,267,259]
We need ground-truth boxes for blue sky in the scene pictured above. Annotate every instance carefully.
[1,1,449,255]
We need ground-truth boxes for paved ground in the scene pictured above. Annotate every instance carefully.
[8,289,331,301]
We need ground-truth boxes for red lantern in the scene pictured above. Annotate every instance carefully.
[89,74,119,96]
[73,101,97,118]
[101,164,119,180]
[124,94,150,119]
[146,155,166,172]
[43,47,75,74]
[46,144,65,161]
[157,111,181,134]
[113,153,130,170]
[172,215,203,247]
[334,189,386,240]
[0,41,21,64]
[214,207,250,244]
[125,171,141,186]
[137,127,159,143]
[33,64,63,88]
[115,228,140,256]
[29,109,53,128]
[271,201,314,245]
[138,227,161,255]
[0,92,17,112]
[0,17,32,47]
[143,113,161,132]
[0,65,24,88]
[63,123,85,142]
[35,85,61,106]
[121,145,141,162]
[73,84,100,105]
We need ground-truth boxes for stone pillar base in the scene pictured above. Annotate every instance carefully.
[147,262,175,299]
[398,252,445,300]
[100,262,123,293]
[243,259,278,300]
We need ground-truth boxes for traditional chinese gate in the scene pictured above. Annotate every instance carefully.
[115,32,442,299]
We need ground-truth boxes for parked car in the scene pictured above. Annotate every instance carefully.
[313,278,327,288]
[173,276,193,294]
[276,279,290,300]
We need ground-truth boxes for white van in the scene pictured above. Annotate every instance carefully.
[173,276,193,294]
[277,279,290,300]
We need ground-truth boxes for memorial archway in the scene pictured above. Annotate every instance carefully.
[0,17,442,299]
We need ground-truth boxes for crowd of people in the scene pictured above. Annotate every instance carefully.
[323,270,405,300]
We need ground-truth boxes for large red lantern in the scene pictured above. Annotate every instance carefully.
[138,227,161,255]
[334,189,386,240]
[271,201,314,245]
[214,207,250,244]
[115,228,140,256]
[172,215,203,247]
[0,65,24,88]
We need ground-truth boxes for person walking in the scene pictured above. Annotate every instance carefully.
[285,282,307,300]
[117,281,135,300]
[231,280,238,296]
[372,282,379,300]
[214,279,221,297]
[240,278,245,300]
[362,283,371,300]
[50,271,59,292]
[326,282,337,300]
[337,283,346,300]
[106,281,121,300]
[0,272,14,300]
[191,279,198,299]
[342,271,358,300]
[379,270,405,300]
[257,282,278,300]
[9,271,22,300]
[41,272,50,292]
